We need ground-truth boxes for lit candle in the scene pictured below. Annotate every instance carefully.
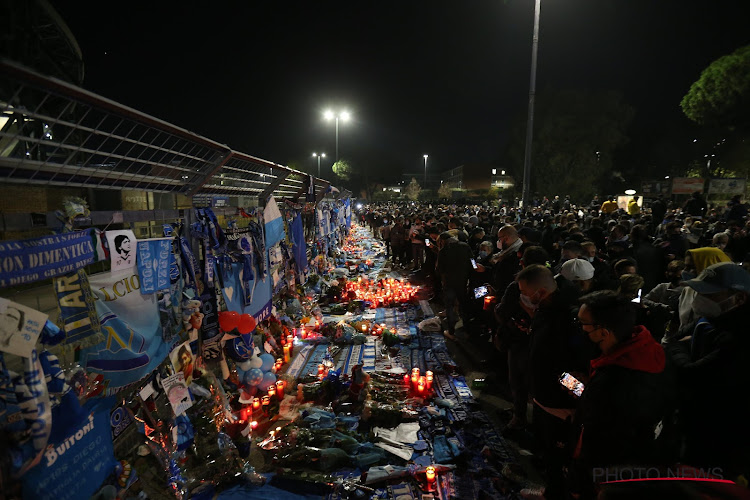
[300,327,306,339]
[425,371,433,388]
[425,465,436,482]
[277,357,283,368]
[262,395,270,407]
[287,334,293,345]
[411,372,419,384]
[283,344,290,363]
[250,420,258,430]
[252,397,260,410]
[318,364,325,375]
[418,376,426,393]
[267,385,276,398]
[404,373,410,385]
[275,380,285,398]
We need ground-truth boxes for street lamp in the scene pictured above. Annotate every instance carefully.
[323,110,351,161]
[521,0,542,209]
[423,155,428,187]
[312,152,326,177]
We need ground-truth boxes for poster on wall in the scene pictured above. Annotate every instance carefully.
[0,298,48,357]
[81,269,174,396]
[105,230,136,271]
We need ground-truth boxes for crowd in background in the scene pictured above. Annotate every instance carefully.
[359,192,750,499]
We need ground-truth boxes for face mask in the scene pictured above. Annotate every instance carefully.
[587,256,595,263]
[681,270,696,281]
[497,240,503,250]
[478,251,488,259]
[520,294,539,311]
[691,294,723,318]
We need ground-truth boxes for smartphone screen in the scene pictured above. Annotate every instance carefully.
[471,258,477,269]
[425,238,430,246]
[559,372,584,397]
[474,286,488,299]
[631,289,642,303]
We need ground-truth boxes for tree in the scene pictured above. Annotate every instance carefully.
[503,89,634,201]
[681,45,750,127]
[681,46,750,177]
[405,178,421,201]
[437,182,452,199]
[332,159,353,182]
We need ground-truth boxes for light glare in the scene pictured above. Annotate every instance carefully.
[324,110,334,120]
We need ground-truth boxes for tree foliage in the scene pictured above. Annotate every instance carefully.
[405,178,421,201]
[504,89,634,201]
[332,159,353,182]
[681,45,750,127]
[437,182,453,199]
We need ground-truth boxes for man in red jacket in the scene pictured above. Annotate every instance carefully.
[570,291,673,498]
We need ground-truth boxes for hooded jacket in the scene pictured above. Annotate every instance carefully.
[573,326,672,468]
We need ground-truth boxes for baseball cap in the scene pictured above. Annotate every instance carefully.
[684,262,750,294]
[560,258,595,281]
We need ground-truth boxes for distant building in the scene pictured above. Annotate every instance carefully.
[440,164,515,191]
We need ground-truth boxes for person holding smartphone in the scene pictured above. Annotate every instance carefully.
[565,291,672,499]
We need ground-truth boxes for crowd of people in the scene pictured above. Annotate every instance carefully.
[359,192,750,499]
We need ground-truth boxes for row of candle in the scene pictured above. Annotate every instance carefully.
[344,277,419,307]
[404,367,433,394]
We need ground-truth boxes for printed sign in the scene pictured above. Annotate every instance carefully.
[163,372,193,416]
[136,238,173,295]
[708,178,746,196]
[0,229,98,288]
[0,298,47,357]
[105,230,136,271]
[22,408,116,500]
[671,177,705,195]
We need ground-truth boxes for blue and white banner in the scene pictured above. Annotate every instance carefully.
[0,229,98,288]
[81,269,173,395]
[263,196,286,248]
[54,270,102,346]
[23,405,116,500]
[220,261,272,325]
[136,238,174,295]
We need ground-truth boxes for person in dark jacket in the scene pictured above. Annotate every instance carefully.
[495,246,552,431]
[665,262,750,481]
[517,265,590,499]
[570,291,672,498]
[484,225,523,297]
[436,232,474,339]
[629,224,665,293]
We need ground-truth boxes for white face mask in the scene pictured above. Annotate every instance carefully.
[587,256,595,263]
[520,294,539,311]
[497,240,503,250]
[691,293,740,318]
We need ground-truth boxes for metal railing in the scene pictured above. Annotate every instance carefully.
[0,59,331,202]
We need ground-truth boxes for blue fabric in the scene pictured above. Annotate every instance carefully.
[264,196,286,248]
[221,261,273,324]
[291,214,308,274]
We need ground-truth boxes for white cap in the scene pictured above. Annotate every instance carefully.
[561,259,595,281]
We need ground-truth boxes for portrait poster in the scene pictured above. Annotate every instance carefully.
[0,298,48,357]
[105,230,136,271]
[169,341,195,386]
[163,372,193,416]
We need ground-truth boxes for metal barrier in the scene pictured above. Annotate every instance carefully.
[0,59,331,202]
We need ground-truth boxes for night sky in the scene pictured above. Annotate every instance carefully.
[51,0,750,185]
